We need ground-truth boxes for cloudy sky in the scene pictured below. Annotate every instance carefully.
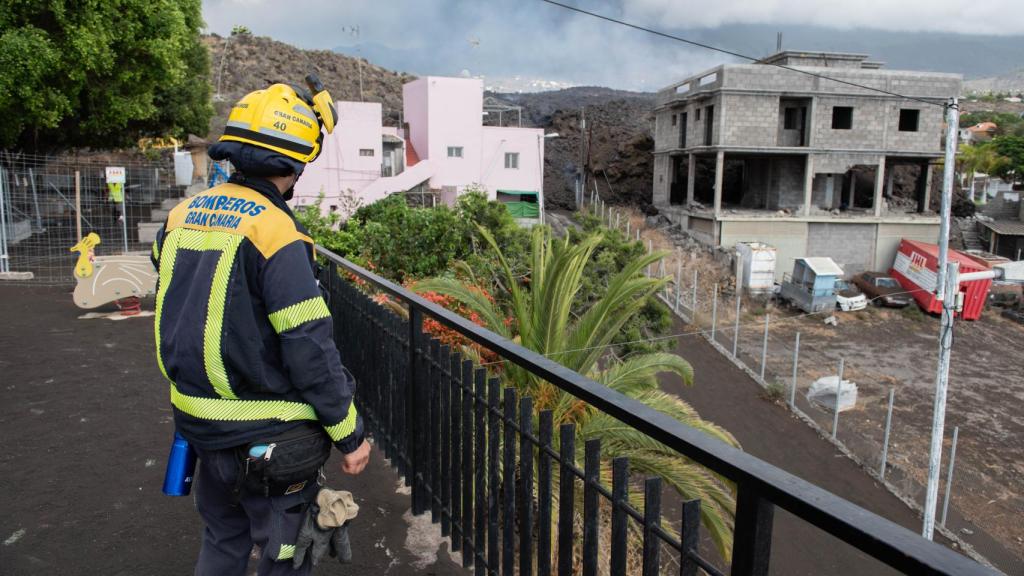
[201,0,1024,91]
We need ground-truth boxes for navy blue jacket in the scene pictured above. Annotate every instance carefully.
[152,174,363,453]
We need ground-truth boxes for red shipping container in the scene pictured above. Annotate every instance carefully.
[889,239,992,320]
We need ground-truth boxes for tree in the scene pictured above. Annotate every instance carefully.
[0,0,212,150]
[414,225,739,561]
[959,143,1008,202]
[991,135,1024,183]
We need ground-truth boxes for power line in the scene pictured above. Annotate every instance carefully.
[539,0,948,108]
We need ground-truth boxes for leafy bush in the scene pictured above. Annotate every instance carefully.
[569,211,672,355]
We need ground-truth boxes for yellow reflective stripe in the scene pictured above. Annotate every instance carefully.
[170,385,317,422]
[154,229,182,382]
[277,544,295,560]
[151,238,160,261]
[323,405,359,442]
[200,232,244,400]
[268,297,331,334]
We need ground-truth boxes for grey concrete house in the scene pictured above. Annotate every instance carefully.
[652,51,961,278]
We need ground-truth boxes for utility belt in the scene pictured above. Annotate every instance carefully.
[233,423,331,498]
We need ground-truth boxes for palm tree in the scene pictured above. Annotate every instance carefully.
[414,225,739,561]
[960,143,1009,204]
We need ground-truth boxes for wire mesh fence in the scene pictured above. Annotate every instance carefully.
[585,198,1023,571]
[0,152,188,285]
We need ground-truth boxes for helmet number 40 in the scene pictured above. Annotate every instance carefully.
[273,121,287,131]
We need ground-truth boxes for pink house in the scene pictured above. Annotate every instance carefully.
[292,76,546,222]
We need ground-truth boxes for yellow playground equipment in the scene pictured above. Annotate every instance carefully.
[70,233,157,314]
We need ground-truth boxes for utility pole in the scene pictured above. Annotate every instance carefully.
[922,98,960,540]
[578,107,587,209]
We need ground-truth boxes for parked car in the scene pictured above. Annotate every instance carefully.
[851,272,912,307]
[988,281,1023,308]
[834,279,868,311]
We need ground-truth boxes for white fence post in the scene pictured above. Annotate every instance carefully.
[790,332,801,408]
[832,358,845,439]
[759,314,770,382]
[711,284,718,342]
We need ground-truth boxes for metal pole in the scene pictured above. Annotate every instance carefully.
[74,171,82,241]
[0,166,9,273]
[880,388,895,480]
[710,284,718,342]
[28,168,42,232]
[923,262,960,540]
[940,426,959,527]
[832,358,844,439]
[625,219,630,238]
[732,290,741,358]
[635,229,640,242]
[789,332,800,408]
[674,273,682,312]
[691,270,698,311]
[935,99,959,301]
[121,180,129,253]
[759,314,770,382]
[615,212,620,230]
[646,239,653,277]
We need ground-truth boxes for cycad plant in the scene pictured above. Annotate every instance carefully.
[414,225,739,561]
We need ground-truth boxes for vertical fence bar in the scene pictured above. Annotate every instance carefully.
[615,211,620,230]
[440,345,452,536]
[710,284,718,342]
[0,167,8,274]
[462,361,475,567]
[626,219,630,239]
[832,358,845,439]
[502,388,517,576]
[732,290,742,358]
[120,181,128,253]
[519,396,534,576]
[488,378,501,572]
[74,170,82,241]
[430,340,442,522]
[408,308,423,512]
[636,229,640,242]
[610,458,629,576]
[537,411,554,576]
[474,369,487,575]
[450,353,462,551]
[879,387,895,481]
[557,424,576,576]
[680,499,701,576]
[789,332,800,408]
[642,477,661,576]
[732,485,774,576]
[759,314,770,382]
[940,426,959,527]
[582,440,600,576]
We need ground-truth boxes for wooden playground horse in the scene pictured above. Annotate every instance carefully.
[70,233,157,314]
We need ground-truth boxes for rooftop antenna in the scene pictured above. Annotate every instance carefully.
[776,31,783,53]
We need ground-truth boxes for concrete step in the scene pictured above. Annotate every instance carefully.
[138,221,163,244]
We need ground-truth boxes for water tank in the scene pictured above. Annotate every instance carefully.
[736,242,777,294]
[173,151,194,186]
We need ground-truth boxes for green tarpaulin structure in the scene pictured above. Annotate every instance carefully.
[497,190,539,218]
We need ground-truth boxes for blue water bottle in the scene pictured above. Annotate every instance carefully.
[162,431,197,496]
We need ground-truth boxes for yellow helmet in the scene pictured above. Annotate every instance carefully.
[219,74,338,164]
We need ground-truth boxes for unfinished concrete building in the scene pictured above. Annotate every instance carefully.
[652,51,962,278]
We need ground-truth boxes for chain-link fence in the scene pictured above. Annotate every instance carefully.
[0,152,188,285]
[583,196,1023,572]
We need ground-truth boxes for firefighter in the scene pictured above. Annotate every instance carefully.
[151,76,369,575]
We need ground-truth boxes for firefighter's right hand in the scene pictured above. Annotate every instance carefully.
[340,439,370,475]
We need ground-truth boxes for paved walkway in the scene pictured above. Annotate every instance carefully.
[660,316,1020,575]
[0,285,462,575]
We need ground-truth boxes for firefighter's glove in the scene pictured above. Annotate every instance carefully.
[292,489,358,569]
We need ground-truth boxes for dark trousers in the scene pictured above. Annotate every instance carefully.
[194,447,317,576]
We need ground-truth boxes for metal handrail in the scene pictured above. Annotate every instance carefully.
[317,244,995,575]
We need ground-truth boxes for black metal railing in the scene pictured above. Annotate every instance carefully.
[317,246,995,576]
